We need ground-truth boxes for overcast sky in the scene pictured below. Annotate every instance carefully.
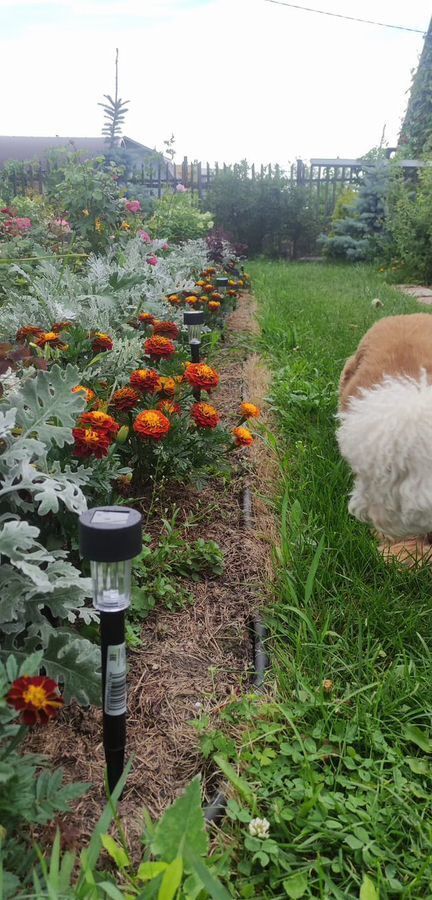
[0,0,430,166]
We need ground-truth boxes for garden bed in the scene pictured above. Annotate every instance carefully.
[25,291,274,850]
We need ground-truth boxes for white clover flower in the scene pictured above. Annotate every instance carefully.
[248,817,270,839]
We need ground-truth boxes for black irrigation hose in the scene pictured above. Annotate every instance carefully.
[204,480,270,824]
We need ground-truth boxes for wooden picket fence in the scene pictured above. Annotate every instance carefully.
[1,152,427,218]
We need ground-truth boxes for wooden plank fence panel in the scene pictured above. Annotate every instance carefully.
[0,155,423,218]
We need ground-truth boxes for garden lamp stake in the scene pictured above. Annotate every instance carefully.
[79,506,142,796]
[184,309,204,399]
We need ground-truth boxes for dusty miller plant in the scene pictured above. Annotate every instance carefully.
[0,365,100,704]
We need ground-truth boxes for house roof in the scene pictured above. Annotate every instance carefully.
[0,135,156,165]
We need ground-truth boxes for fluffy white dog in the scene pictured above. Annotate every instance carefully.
[337,313,432,541]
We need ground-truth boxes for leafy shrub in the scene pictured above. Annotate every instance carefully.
[47,158,124,251]
[148,191,213,243]
[319,164,390,261]
[386,164,432,282]
[206,163,321,258]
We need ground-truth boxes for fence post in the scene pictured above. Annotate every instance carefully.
[197,162,202,198]
[157,160,162,199]
[182,156,188,186]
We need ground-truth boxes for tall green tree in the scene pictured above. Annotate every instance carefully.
[399,18,432,155]
[98,48,129,151]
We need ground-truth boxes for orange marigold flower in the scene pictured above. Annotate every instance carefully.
[185,295,198,306]
[233,426,254,447]
[144,335,176,359]
[16,325,43,342]
[92,332,113,353]
[191,402,220,429]
[211,292,223,301]
[130,368,160,393]
[138,312,155,325]
[157,400,181,415]
[206,267,216,275]
[79,411,120,438]
[111,387,140,411]
[228,289,237,297]
[36,331,63,348]
[199,294,210,303]
[240,402,261,419]
[7,675,64,726]
[208,301,221,312]
[133,409,171,440]
[72,385,96,404]
[184,363,220,392]
[72,427,111,458]
[204,283,214,293]
[167,294,181,305]
[153,320,180,339]
[156,376,176,397]
[196,280,206,287]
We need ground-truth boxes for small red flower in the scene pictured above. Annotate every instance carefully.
[156,376,177,397]
[72,427,112,458]
[72,385,96,404]
[110,387,140,412]
[52,321,73,332]
[233,426,254,447]
[79,411,120,438]
[35,331,65,348]
[7,675,64,726]
[130,368,160,393]
[16,325,44,342]
[153,320,181,339]
[157,400,181,415]
[191,402,220,429]
[184,363,220,392]
[144,335,176,359]
[133,409,171,440]
[92,332,113,353]
[138,312,156,325]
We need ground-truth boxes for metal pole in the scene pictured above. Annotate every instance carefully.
[100,608,127,794]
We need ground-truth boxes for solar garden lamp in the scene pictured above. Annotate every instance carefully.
[79,506,142,796]
[183,309,204,364]
[215,276,228,297]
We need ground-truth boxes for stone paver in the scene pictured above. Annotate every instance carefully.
[398,284,432,305]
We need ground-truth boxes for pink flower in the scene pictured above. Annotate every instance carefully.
[162,243,170,251]
[176,184,187,193]
[50,218,72,236]
[3,217,32,236]
[147,256,158,266]
[125,200,141,213]
[138,230,151,243]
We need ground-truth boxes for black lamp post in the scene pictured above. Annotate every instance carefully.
[183,309,204,363]
[215,276,228,297]
[79,506,142,795]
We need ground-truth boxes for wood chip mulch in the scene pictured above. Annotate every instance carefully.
[27,291,276,851]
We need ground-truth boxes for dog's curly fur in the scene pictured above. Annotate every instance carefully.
[337,313,432,540]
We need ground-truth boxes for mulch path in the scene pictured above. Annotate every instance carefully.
[27,292,276,851]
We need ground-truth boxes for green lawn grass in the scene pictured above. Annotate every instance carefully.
[217,263,432,899]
